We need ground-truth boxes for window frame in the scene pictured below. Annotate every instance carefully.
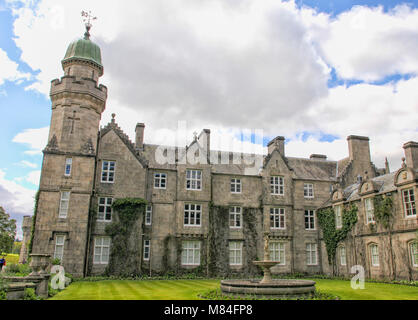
[184,203,202,227]
[93,236,111,265]
[181,241,201,266]
[97,197,113,222]
[64,158,72,176]
[143,239,150,261]
[402,188,416,218]
[304,183,314,198]
[306,243,318,266]
[270,207,286,230]
[229,206,242,229]
[58,191,70,219]
[304,209,316,230]
[154,172,167,189]
[270,176,284,195]
[186,169,202,191]
[229,241,243,266]
[230,178,242,194]
[409,241,418,267]
[269,241,285,265]
[339,245,347,266]
[335,205,343,229]
[54,235,65,261]
[364,197,375,224]
[370,243,379,267]
[101,160,116,183]
[145,205,152,226]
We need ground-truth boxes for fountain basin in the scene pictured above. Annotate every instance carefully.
[220,279,316,299]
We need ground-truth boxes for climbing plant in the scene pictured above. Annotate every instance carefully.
[317,204,358,272]
[105,198,147,276]
[373,194,394,230]
[28,190,40,255]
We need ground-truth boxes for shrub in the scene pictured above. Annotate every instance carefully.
[23,288,41,300]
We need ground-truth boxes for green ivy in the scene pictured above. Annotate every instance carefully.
[373,194,394,230]
[317,204,358,268]
[28,190,40,255]
[104,198,147,276]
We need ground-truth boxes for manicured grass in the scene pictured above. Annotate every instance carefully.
[50,278,418,300]
[1,253,19,265]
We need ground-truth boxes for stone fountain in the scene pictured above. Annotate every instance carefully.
[220,234,316,299]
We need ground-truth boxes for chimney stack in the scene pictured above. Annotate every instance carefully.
[403,141,418,169]
[347,135,371,162]
[267,136,285,156]
[135,123,145,149]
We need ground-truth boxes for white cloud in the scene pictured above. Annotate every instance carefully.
[26,170,41,185]
[307,4,418,81]
[6,0,418,174]
[12,127,49,155]
[16,160,37,168]
[0,48,31,86]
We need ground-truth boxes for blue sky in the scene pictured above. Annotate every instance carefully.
[0,0,417,238]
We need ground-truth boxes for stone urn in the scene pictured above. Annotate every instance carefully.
[29,254,51,276]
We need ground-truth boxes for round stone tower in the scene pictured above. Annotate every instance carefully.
[32,22,107,277]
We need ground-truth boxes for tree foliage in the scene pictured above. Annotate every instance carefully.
[0,206,16,254]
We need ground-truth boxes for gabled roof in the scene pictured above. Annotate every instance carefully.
[100,118,148,168]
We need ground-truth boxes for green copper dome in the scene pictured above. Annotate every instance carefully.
[62,36,102,68]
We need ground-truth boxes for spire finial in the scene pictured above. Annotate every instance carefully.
[81,10,97,40]
[111,113,116,123]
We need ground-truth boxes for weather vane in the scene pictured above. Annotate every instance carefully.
[81,10,97,40]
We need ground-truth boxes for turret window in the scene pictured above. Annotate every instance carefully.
[64,158,72,176]
[59,191,70,219]
[101,161,115,183]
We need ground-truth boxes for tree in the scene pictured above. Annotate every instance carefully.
[0,207,16,254]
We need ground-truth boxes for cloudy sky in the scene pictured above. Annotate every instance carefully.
[0,0,417,238]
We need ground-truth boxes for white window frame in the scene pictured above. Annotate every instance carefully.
[306,243,318,266]
[229,206,242,229]
[97,197,112,222]
[304,210,315,230]
[181,241,201,266]
[364,197,375,224]
[270,176,284,195]
[93,236,111,265]
[229,241,243,266]
[101,160,116,183]
[184,204,201,226]
[143,240,150,261]
[340,245,347,266]
[58,191,70,219]
[230,178,242,193]
[370,244,379,267]
[145,205,152,226]
[270,207,285,230]
[304,183,314,198]
[335,205,343,229]
[410,242,418,267]
[186,169,202,191]
[402,188,416,218]
[154,172,167,189]
[64,158,72,176]
[269,242,285,265]
[54,235,65,261]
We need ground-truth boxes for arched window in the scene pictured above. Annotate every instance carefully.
[409,241,418,267]
[369,243,379,267]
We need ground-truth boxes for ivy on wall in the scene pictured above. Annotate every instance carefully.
[104,198,147,276]
[28,190,40,255]
[317,204,358,269]
[373,194,394,230]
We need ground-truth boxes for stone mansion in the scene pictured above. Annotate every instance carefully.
[23,27,418,280]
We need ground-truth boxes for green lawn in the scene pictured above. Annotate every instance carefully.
[1,253,19,265]
[50,278,418,300]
